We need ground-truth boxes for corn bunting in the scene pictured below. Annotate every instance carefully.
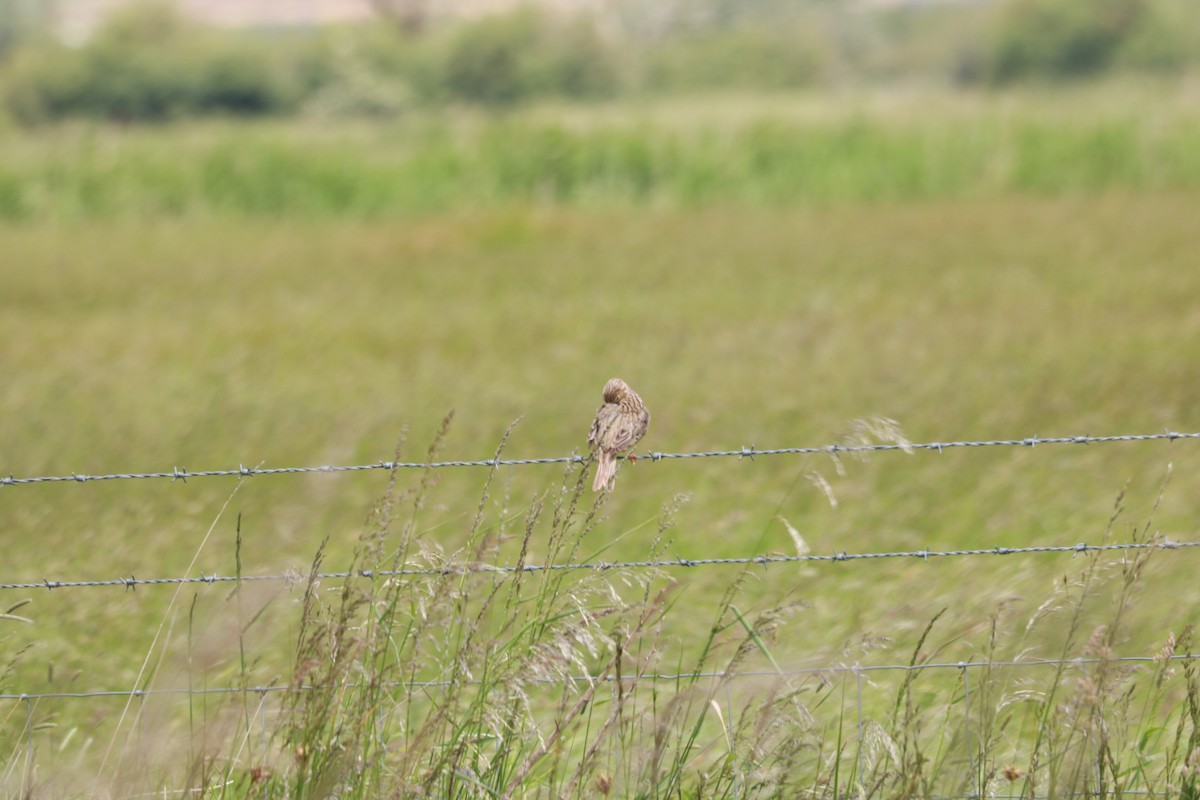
[588,378,650,493]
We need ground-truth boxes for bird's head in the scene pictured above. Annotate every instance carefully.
[602,378,629,403]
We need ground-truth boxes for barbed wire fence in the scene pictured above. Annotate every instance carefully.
[3,429,1199,796]
[1,538,1197,593]
[2,430,1196,487]
[0,429,1191,600]
[1,428,1196,591]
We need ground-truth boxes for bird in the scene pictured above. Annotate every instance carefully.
[587,378,650,493]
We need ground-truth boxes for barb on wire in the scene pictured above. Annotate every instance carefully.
[1,430,1196,488]
[2,538,1196,593]
[3,653,1197,702]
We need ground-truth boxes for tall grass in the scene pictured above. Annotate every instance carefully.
[269,416,798,798]
[266,455,1198,798]
[47,425,1196,797]
[1,87,1199,220]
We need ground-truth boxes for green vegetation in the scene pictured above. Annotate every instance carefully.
[0,2,620,124]
[2,3,307,123]
[1,22,1199,789]
[2,188,1200,794]
[987,0,1198,81]
[2,0,1199,124]
[1,82,1199,221]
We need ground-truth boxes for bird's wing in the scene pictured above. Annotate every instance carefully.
[588,403,614,448]
[603,419,642,453]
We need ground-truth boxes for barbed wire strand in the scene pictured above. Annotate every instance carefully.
[2,538,1195,593]
[3,653,1194,702]
[2,430,1197,488]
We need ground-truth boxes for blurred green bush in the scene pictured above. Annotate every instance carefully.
[3,2,303,123]
[986,0,1198,82]
[1,3,620,123]
[410,8,616,105]
[1,0,1198,126]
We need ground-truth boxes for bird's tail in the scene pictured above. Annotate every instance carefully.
[593,452,617,492]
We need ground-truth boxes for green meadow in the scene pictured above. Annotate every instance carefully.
[3,82,1200,220]
[2,85,1200,796]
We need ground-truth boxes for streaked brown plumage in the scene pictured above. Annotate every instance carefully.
[588,378,650,493]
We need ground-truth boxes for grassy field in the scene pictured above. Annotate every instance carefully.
[2,88,1200,796]
[2,81,1200,220]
